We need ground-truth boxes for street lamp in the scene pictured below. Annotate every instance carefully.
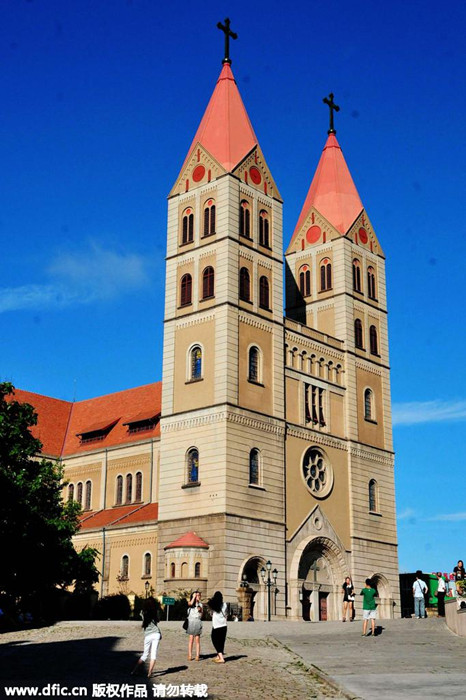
[260,560,278,621]
[145,581,150,598]
[240,573,249,588]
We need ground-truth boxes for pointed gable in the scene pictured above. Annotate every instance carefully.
[182,63,258,173]
[290,133,363,246]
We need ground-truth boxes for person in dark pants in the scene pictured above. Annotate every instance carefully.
[208,591,227,663]
[436,572,446,617]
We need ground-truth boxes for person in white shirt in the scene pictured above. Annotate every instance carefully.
[436,572,446,617]
[412,571,428,618]
[208,591,227,663]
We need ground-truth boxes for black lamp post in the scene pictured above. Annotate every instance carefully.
[260,560,278,621]
[145,581,150,598]
[240,573,249,588]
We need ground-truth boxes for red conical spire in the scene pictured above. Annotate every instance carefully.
[291,133,363,241]
[184,63,258,172]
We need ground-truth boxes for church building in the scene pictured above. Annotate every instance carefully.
[16,27,400,621]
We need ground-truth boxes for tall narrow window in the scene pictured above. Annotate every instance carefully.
[259,276,270,309]
[144,552,151,576]
[202,266,215,299]
[116,475,123,505]
[181,562,188,578]
[135,472,143,501]
[239,200,251,238]
[318,388,325,426]
[182,209,194,244]
[170,562,175,578]
[239,267,251,302]
[367,267,377,299]
[364,388,374,421]
[68,483,74,502]
[369,325,378,355]
[249,448,260,485]
[190,345,202,380]
[248,346,260,383]
[320,259,332,290]
[126,473,133,503]
[203,200,216,236]
[299,266,311,297]
[121,555,129,579]
[76,482,83,507]
[85,480,92,510]
[259,210,270,247]
[354,319,364,349]
[369,479,378,512]
[353,259,362,292]
[187,448,199,484]
[194,562,201,578]
[180,274,192,306]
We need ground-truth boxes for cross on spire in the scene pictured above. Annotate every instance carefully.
[217,17,237,65]
[323,93,340,135]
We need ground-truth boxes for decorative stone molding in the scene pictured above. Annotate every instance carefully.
[286,426,347,451]
[284,332,343,362]
[239,250,255,263]
[175,313,216,330]
[199,249,216,260]
[349,444,394,466]
[161,410,228,433]
[226,411,285,436]
[238,314,273,333]
[355,360,383,376]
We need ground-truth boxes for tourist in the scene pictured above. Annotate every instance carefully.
[436,572,446,617]
[360,578,377,636]
[453,560,465,593]
[342,576,355,622]
[131,597,162,678]
[208,591,227,663]
[412,571,428,619]
[186,590,203,661]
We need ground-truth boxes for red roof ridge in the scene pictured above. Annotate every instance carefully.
[73,381,161,405]
[165,531,209,550]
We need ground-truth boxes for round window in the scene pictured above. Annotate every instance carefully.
[302,448,333,498]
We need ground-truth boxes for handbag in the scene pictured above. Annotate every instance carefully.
[182,618,188,630]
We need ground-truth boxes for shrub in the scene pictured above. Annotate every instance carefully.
[93,594,131,620]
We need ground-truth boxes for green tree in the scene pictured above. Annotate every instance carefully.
[0,382,97,599]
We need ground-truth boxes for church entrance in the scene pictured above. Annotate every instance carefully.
[239,557,267,621]
[291,536,347,622]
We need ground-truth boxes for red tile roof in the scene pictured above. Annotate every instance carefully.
[79,503,159,530]
[289,133,363,246]
[10,382,162,458]
[165,532,209,550]
[184,63,258,172]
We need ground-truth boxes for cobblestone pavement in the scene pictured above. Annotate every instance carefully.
[0,621,342,700]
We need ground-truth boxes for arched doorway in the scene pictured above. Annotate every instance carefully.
[290,536,347,621]
[371,573,394,619]
[239,557,267,620]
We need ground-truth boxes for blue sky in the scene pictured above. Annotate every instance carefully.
[1,0,465,575]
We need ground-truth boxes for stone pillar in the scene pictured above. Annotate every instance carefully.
[237,586,254,621]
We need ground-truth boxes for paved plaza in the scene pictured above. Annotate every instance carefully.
[1,618,465,699]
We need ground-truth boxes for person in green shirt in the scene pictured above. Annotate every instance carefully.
[360,578,377,637]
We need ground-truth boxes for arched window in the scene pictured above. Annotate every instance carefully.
[259,210,270,247]
[354,319,364,349]
[170,562,176,578]
[182,208,194,244]
[181,562,188,578]
[85,480,92,510]
[369,325,378,355]
[320,258,332,291]
[68,483,74,502]
[76,482,83,507]
[180,273,192,306]
[248,346,260,383]
[190,345,202,381]
[135,472,143,501]
[126,473,133,503]
[364,388,374,421]
[121,555,129,579]
[239,267,251,302]
[187,448,199,484]
[144,552,151,577]
[299,266,311,297]
[259,276,270,309]
[203,199,216,236]
[202,266,215,299]
[195,562,201,578]
[369,479,378,512]
[239,200,251,238]
[353,259,362,292]
[249,448,260,485]
[367,267,377,299]
[116,475,123,505]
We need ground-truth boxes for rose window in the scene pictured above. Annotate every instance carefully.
[302,448,333,498]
